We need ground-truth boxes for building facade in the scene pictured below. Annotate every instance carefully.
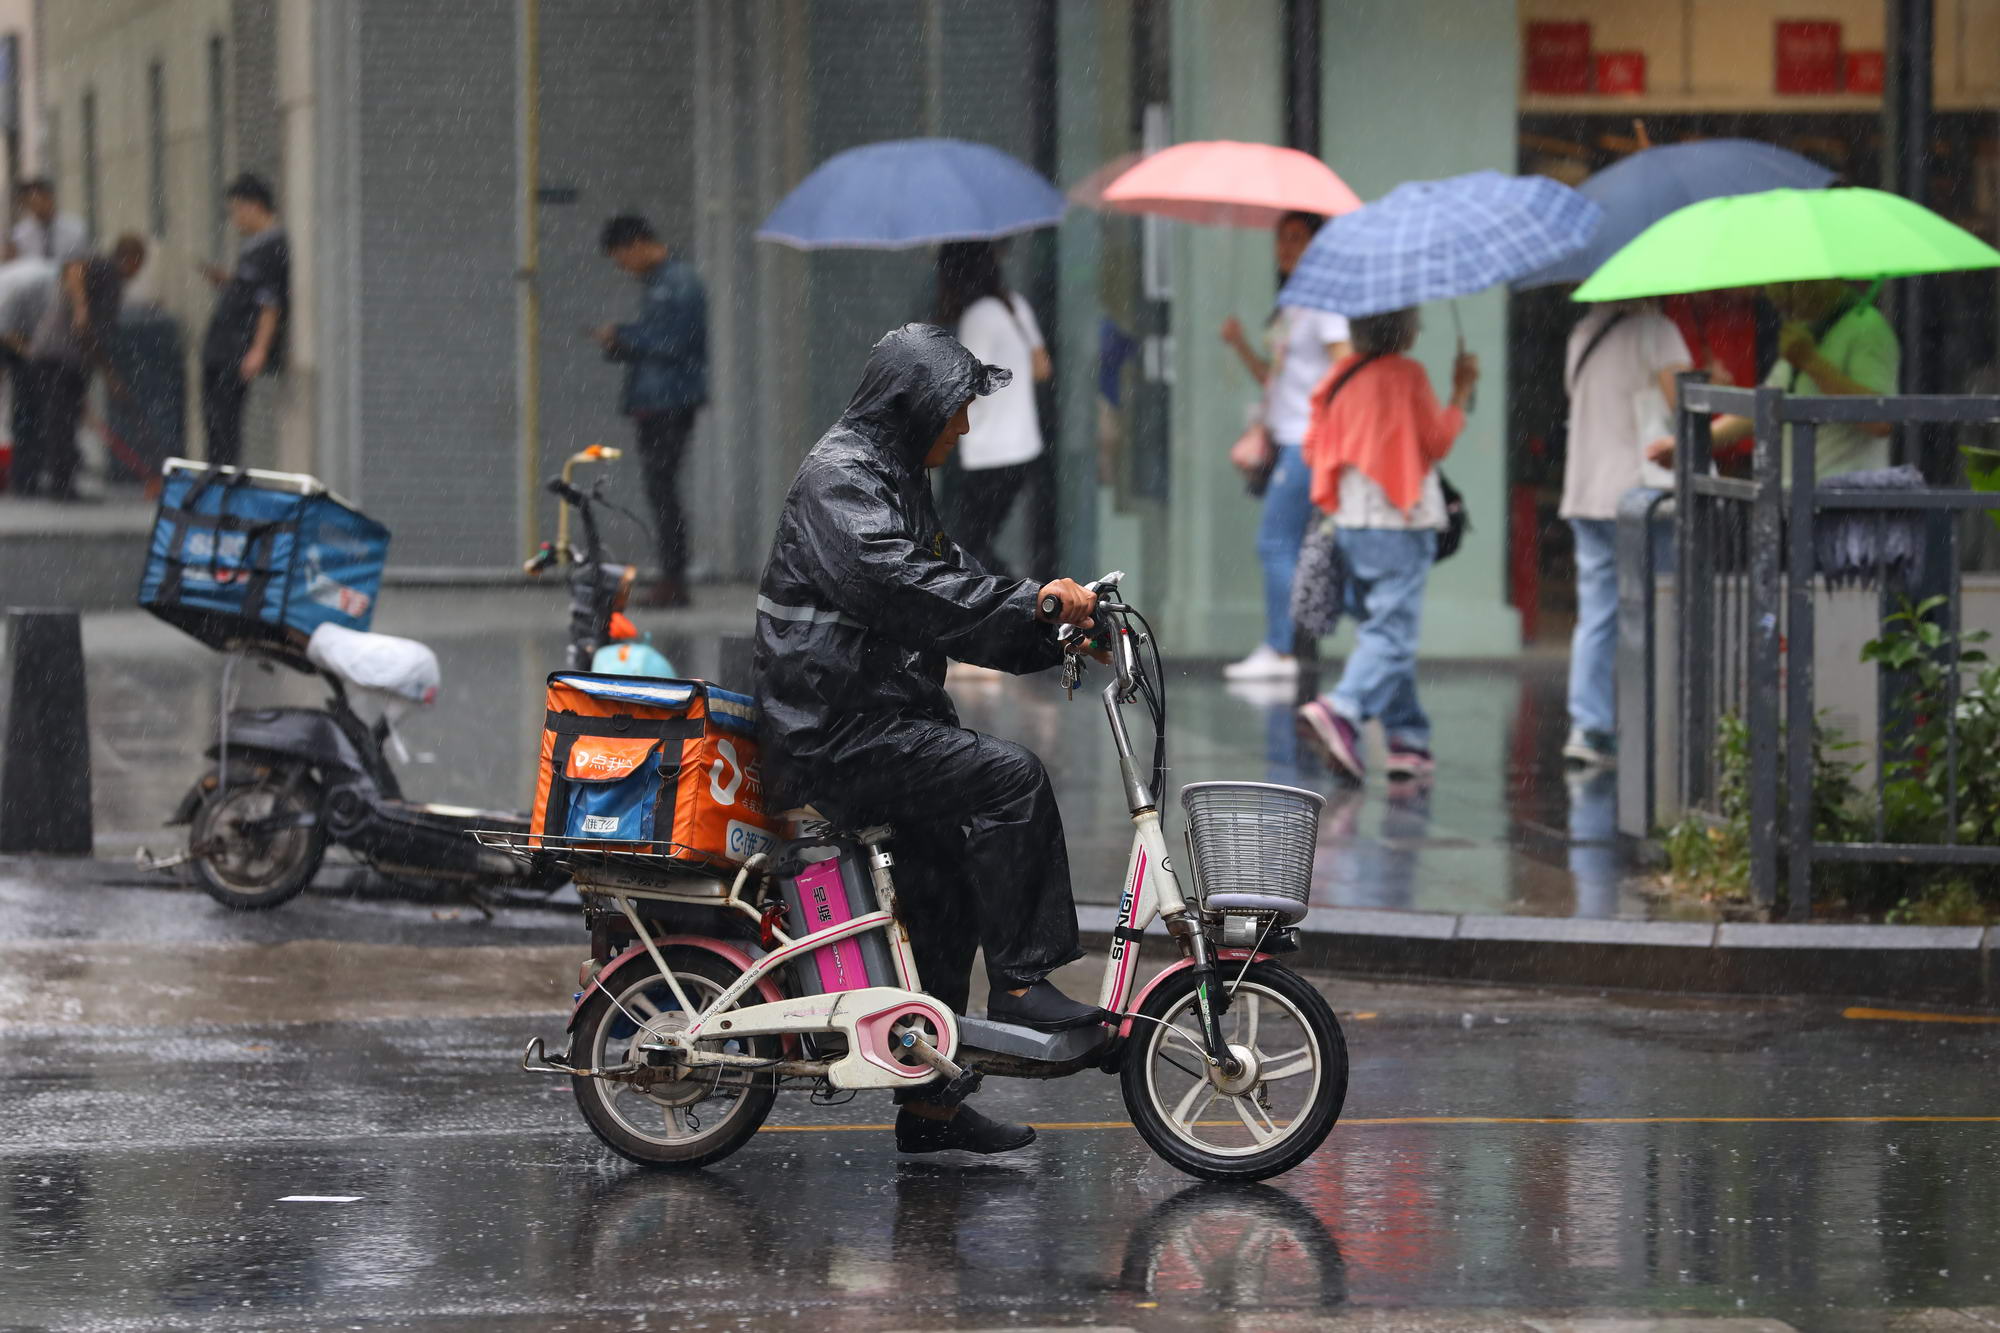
[32,1,2000,656]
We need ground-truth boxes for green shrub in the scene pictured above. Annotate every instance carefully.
[1860,596,2000,845]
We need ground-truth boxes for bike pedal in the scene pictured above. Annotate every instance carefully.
[935,1068,984,1106]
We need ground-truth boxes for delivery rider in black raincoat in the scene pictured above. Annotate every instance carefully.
[754,323,1106,1156]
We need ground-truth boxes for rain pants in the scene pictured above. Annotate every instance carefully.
[753,323,1083,1012]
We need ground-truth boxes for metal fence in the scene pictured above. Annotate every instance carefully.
[1669,379,2000,918]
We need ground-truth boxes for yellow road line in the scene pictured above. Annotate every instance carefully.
[759,1114,2000,1135]
[1845,1006,2000,1025]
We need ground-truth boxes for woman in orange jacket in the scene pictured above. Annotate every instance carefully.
[1295,307,1477,785]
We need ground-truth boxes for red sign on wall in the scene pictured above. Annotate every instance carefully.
[1775,20,1843,94]
[1844,49,1885,94]
[1526,21,1593,95]
[1595,51,1647,96]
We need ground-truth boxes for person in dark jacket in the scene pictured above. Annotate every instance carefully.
[198,173,287,470]
[754,323,1105,1157]
[594,214,709,608]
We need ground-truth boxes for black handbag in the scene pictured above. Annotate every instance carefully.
[1434,471,1469,563]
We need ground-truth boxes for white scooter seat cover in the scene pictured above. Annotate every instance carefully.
[307,623,440,705]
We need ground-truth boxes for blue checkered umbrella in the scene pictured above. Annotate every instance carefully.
[1279,171,1600,317]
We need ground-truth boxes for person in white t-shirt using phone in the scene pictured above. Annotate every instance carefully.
[1220,210,1351,682]
[935,241,1054,579]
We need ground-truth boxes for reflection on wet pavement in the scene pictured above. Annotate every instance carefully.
[82,591,1649,921]
[5,996,1999,1331]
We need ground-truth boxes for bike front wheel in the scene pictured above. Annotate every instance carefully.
[1120,961,1346,1182]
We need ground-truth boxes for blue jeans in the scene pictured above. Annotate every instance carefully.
[1567,507,1673,736]
[1567,518,1619,736]
[1256,445,1314,652]
[1326,528,1436,750]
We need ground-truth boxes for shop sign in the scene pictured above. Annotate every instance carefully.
[1526,21,1593,95]
[1774,20,1843,94]
[1595,51,1646,97]
[1844,49,1885,95]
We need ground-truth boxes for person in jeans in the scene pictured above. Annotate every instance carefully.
[1560,299,1690,767]
[1219,211,1350,682]
[594,214,709,609]
[198,174,288,470]
[1295,307,1476,783]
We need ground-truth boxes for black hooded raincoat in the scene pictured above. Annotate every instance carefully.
[753,324,1082,1011]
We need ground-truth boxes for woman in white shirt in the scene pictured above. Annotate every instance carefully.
[1220,211,1351,681]
[936,241,1053,578]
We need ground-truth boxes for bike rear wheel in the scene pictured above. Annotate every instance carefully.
[1120,961,1346,1182]
[570,948,777,1169]
[189,770,327,911]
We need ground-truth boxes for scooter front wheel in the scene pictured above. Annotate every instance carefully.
[570,948,777,1170]
[1120,961,1346,1182]
[189,771,327,911]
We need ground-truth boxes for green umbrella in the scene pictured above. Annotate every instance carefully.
[1572,187,2000,302]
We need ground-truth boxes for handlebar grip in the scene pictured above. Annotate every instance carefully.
[1039,593,1063,619]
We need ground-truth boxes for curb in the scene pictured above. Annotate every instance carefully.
[15,858,1995,1010]
[1076,907,1999,1010]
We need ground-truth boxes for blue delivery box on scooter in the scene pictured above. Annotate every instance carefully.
[138,459,390,651]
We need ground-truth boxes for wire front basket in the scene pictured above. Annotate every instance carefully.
[1179,781,1325,926]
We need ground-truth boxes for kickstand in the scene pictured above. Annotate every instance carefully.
[464,888,498,922]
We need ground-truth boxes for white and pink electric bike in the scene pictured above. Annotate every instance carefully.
[498,573,1347,1182]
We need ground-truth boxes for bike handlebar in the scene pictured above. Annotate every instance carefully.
[1046,571,1125,643]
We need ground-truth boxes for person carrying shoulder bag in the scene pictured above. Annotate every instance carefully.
[1294,307,1477,786]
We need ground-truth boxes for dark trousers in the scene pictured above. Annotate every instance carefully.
[4,350,38,495]
[201,363,249,470]
[634,408,697,586]
[16,361,85,499]
[820,725,1084,1017]
[948,452,1059,580]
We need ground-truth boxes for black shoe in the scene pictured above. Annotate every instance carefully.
[985,979,1112,1032]
[895,1103,1037,1156]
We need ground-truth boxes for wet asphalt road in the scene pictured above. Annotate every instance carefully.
[4,866,2000,1332]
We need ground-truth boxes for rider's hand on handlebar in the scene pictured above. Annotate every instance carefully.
[1036,579,1097,630]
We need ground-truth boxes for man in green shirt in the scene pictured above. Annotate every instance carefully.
[1647,279,1900,479]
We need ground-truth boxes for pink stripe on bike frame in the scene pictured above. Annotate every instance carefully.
[794,858,872,993]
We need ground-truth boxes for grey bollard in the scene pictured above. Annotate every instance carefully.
[0,608,93,854]
[717,633,755,695]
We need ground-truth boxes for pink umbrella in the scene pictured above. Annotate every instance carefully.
[1098,141,1363,228]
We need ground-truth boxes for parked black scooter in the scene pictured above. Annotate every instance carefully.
[156,446,642,910]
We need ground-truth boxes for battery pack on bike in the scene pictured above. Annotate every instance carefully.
[776,838,898,995]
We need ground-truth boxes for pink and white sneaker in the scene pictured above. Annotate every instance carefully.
[1297,699,1364,783]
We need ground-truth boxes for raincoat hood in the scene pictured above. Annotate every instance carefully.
[838,322,1012,466]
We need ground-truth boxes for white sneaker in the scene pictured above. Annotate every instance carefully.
[1223,645,1299,681]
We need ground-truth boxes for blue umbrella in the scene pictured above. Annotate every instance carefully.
[1279,171,1600,318]
[1513,139,1838,289]
[756,138,1067,250]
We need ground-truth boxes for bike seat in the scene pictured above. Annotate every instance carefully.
[306,623,440,706]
